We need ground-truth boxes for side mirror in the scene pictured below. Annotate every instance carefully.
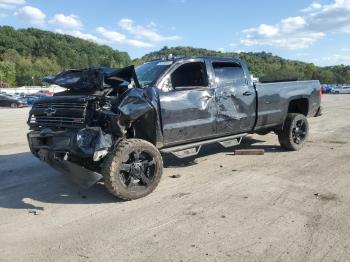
[162,76,173,91]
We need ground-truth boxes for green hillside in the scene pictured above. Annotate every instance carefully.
[0,26,349,86]
[0,26,131,86]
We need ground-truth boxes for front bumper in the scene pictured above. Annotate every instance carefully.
[28,129,77,155]
[27,128,111,188]
[36,148,103,188]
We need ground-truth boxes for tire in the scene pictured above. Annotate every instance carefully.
[10,103,18,108]
[278,113,309,151]
[102,139,163,200]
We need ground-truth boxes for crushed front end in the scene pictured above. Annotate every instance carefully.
[27,95,118,187]
[27,66,161,191]
[26,66,146,188]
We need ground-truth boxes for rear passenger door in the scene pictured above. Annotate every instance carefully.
[212,61,256,135]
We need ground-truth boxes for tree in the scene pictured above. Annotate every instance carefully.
[1,26,349,85]
[1,49,20,63]
[0,26,132,86]
[0,61,16,86]
[15,57,34,86]
[135,46,350,84]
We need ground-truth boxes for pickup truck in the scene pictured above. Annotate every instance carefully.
[27,57,322,200]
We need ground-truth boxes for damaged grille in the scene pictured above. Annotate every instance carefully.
[34,102,88,109]
[29,101,88,128]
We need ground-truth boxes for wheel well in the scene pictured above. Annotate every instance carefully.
[129,112,157,145]
[288,99,309,116]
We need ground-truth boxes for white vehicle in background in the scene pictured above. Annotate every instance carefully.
[331,86,350,94]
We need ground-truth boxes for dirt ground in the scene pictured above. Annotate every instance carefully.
[0,95,349,262]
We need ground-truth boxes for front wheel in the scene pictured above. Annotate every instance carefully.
[102,139,163,200]
[10,103,18,108]
[278,113,309,151]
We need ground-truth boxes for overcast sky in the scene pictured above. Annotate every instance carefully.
[0,0,350,66]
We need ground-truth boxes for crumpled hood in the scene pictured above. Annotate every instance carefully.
[43,65,140,90]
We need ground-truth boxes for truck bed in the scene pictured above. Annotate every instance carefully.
[254,80,321,130]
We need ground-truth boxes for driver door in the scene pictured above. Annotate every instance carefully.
[158,60,217,146]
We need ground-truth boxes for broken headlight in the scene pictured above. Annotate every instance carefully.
[76,128,112,160]
[76,128,94,148]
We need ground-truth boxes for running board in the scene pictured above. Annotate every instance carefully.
[160,133,247,158]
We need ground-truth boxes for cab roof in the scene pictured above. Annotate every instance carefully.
[147,56,243,64]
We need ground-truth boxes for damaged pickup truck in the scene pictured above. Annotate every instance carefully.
[27,57,322,200]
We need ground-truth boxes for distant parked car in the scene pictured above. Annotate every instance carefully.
[331,86,350,94]
[15,92,26,97]
[0,94,27,108]
[34,90,53,97]
[22,95,39,105]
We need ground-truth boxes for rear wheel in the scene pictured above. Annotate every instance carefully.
[102,139,163,200]
[278,113,309,151]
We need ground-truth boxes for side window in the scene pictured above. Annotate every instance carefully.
[213,62,245,86]
[170,62,208,89]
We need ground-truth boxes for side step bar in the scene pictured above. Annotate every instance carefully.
[160,133,247,158]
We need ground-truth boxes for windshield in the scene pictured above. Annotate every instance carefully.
[135,61,173,87]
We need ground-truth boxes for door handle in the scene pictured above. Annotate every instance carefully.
[243,91,253,96]
[202,95,212,100]
[221,91,235,98]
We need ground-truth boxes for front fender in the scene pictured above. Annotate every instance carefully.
[117,87,164,147]
[117,88,153,121]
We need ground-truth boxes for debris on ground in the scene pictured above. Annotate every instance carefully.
[172,192,191,198]
[184,211,197,216]
[28,210,40,215]
[169,174,181,178]
[234,149,265,155]
[314,192,337,201]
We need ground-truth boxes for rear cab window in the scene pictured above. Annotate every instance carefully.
[212,62,245,86]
